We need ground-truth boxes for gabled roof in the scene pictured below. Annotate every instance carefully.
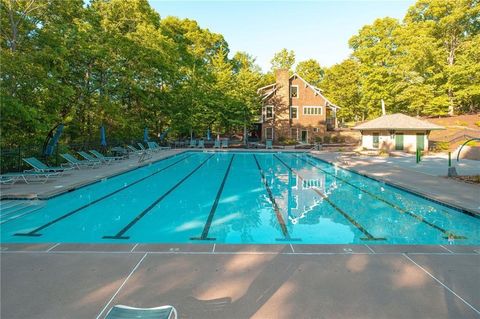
[257,73,341,110]
[353,113,445,131]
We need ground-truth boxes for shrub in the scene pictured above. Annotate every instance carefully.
[277,136,286,143]
[323,136,331,144]
[314,136,323,143]
[331,136,338,143]
[475,121,480,127]
[465,140,479,147]
[433,141,450,151]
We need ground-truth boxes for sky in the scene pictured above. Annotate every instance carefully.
[149,1,415,72]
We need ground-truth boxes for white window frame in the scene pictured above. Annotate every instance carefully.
[303,106,323,116]
[290,85,299,98]
[265,127,273,140]
[313,127,319,133]
[265,105,274,119]
[290,106,298,119]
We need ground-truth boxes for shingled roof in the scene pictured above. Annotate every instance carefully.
[353,113,444,131]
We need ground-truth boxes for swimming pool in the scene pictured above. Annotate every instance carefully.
[1,151,479,244]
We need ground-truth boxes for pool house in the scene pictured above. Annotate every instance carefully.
[353,113,444,152]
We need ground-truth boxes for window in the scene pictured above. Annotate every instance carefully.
[265,127,273,140]
[290,106,298,119]
[290,128,298,140]
[303,106,322,116]
[265,105,273,119]
[373,133,379,148]
[313,127,319,133]
[290,85,298,98]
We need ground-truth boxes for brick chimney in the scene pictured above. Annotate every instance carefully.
[275,69,290,121]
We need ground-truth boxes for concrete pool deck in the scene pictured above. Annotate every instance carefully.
[1,149,479,318]
[1,243,479,319]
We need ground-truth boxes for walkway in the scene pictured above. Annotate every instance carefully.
[1,243,479,319]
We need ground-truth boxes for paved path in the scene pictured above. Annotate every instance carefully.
[1,243,479,319]
[311,152,480,215]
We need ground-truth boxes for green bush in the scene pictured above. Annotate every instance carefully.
[433,141,450,151]
[314,136,323,143]
[323,136,331,144]
[475,121,480,127]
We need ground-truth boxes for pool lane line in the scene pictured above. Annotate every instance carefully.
[191,154,236,241]
[274,155,385,241]
[252,154,300,242]
[103,153,215,240]
[292,154,467,240]
[14,153,194,237]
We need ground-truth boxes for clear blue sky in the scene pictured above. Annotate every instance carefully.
[149,1,415,72]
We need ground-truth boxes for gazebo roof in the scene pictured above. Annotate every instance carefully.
[353,113,445,131]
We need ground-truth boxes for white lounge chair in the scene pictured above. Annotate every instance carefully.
[266,140,273,149]
[105,305,177,319]
[221,139,228,148]
[213,139,220,148]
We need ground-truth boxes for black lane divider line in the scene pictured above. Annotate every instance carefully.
[14,153,195,237]
[103,153,215,239]
[274,155,385,241]
[293,154,467,240]
[191,154,236,240]
[253,154,300,242]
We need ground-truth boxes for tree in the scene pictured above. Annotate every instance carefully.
[270,48,295,71]
[322,59,364,121]
[349,17,402,118]
[295,59,323,86]
[404,0,480,115]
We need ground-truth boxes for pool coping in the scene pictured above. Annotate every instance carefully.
[1,243,479,255]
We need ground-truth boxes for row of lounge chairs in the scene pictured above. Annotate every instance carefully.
[0,142,171,185]
[188,139,229,149]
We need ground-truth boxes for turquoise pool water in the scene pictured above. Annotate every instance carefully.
[1,151,479,244]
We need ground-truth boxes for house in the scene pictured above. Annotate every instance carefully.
[256,69,340,143]
[353,113,444,152]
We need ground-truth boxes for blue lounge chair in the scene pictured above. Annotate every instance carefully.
[266,140,273,149]
[127,145,143,155]
[61,154,101,169]
[90,150,124,162]
[147,142,161,152]
[105,305,177,319]
[77,151,108,164]
[221,139,228,148]
[23,157,73,174]
[213,139,220,148]
[197,140,205,148]
[189,140,196,148]
[152,141,171,150]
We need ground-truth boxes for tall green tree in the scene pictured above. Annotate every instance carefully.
[270,48,295,71]
[322,59,363,121]
[295,59,323,86]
